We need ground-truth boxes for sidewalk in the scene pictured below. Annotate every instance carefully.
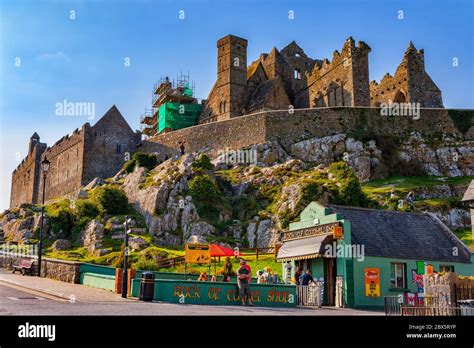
[0,268,134,303]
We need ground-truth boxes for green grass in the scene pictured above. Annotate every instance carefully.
[454,228,473,251]
[414,197,462,211]
[362,175,474,202]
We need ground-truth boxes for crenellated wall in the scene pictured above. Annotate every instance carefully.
[305,37,371,108]
[38,126,86,202]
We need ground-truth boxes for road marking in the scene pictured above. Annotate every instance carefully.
[7,296,46,301]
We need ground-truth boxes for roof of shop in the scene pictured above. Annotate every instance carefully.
[462,180,474,202]
[327,205,472,263]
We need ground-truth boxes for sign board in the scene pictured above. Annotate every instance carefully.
[185,243,211,264]
[281,222,341,242]
[333,226,343,239]
[364,268,380,297]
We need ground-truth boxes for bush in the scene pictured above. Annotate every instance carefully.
[188,175,220,201]
[134,257,160,272]
[123,160,136,173]
[192,154,214,171]
[45,200,75,238]
[122,152,158,173]
[90,186,129,215]
[71,216,92,243]
[75,200,100,219]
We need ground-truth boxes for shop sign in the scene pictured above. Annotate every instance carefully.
[333,226,343,239]
[364,268,380,297]
[282,222,341,241]
[185,243,211,264]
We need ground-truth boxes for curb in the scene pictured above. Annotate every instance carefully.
[0,278,72,302]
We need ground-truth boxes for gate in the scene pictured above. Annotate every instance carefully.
[297,282,324,307]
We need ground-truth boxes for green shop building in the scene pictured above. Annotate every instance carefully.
[277,202,474,309]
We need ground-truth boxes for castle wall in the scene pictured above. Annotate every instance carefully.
[39,127,86,202]
[148,107,460,156]
[82,116,141,184]
[10,144,46,207]
[305,38,371,109]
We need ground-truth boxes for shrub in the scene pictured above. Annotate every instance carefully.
[192,154,214,171]
[45,200,75,238]
[123,153,158,173]
[75,200,100,219]
[71,216,92,243]
[123,160,136,173]
[134,257,160,272]
[188,175,220,201]
[90,186,129,215]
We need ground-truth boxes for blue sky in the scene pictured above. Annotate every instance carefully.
[0,0,473,210]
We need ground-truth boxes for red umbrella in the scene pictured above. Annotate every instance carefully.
[210,244,240,257]
[210,244,240,275]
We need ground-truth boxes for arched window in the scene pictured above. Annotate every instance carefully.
[219,102,223,114]
[394,90,406,103]
[294,68,302,80]
[223,101,227,113]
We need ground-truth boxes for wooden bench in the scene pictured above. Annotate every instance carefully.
[12,259,35,276]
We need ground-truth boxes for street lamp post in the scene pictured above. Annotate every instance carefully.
[121,216,132,298]
[37,156,50,277]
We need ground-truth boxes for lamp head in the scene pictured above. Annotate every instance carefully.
[41,157,51,174]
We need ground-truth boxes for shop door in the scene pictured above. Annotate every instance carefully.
[324,258,336,306]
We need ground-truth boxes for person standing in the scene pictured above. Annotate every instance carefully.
[179,141,186,156]
[301,269,314,286]
[237,260,253,306]
[294,266,303,285]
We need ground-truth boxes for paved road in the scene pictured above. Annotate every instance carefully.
[0,282,382,315]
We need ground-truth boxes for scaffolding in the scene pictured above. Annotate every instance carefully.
[140,72,199,138]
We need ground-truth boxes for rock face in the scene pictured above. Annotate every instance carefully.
[76,219,105,256]
[129,237,149,252]
[52,239,71,251]
[290,134,381,182]
[121,155,202,246]
[290,132,474,182]
[1,214,40,243]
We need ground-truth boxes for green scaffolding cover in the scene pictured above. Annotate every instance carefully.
[158,102,201,133]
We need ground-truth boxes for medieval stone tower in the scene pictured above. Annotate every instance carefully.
[203,35,248,122]
[370,42,443,107]
[307,37,372,108]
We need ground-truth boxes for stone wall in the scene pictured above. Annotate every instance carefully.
[305,37,371,108]
[370,43,443,108]
[39,126,86,202]
[0,253,81,283]
[148,107,462,156]
[10,140,47,207]
[82,106,141,183]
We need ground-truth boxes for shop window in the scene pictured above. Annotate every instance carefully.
[390,262,406,289]
[439,265,455,273]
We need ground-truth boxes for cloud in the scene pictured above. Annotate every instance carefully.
[36,51,70,63]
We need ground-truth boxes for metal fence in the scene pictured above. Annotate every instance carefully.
[296,283,324,307]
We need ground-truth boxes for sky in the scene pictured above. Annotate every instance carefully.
[0,0,473,211]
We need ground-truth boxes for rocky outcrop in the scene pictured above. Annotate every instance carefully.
[290,134,381,182]
[121,155,206,246]
[76,219,106,256]
[52,239,71,251]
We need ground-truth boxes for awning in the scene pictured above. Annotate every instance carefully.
[276,234,333,261]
